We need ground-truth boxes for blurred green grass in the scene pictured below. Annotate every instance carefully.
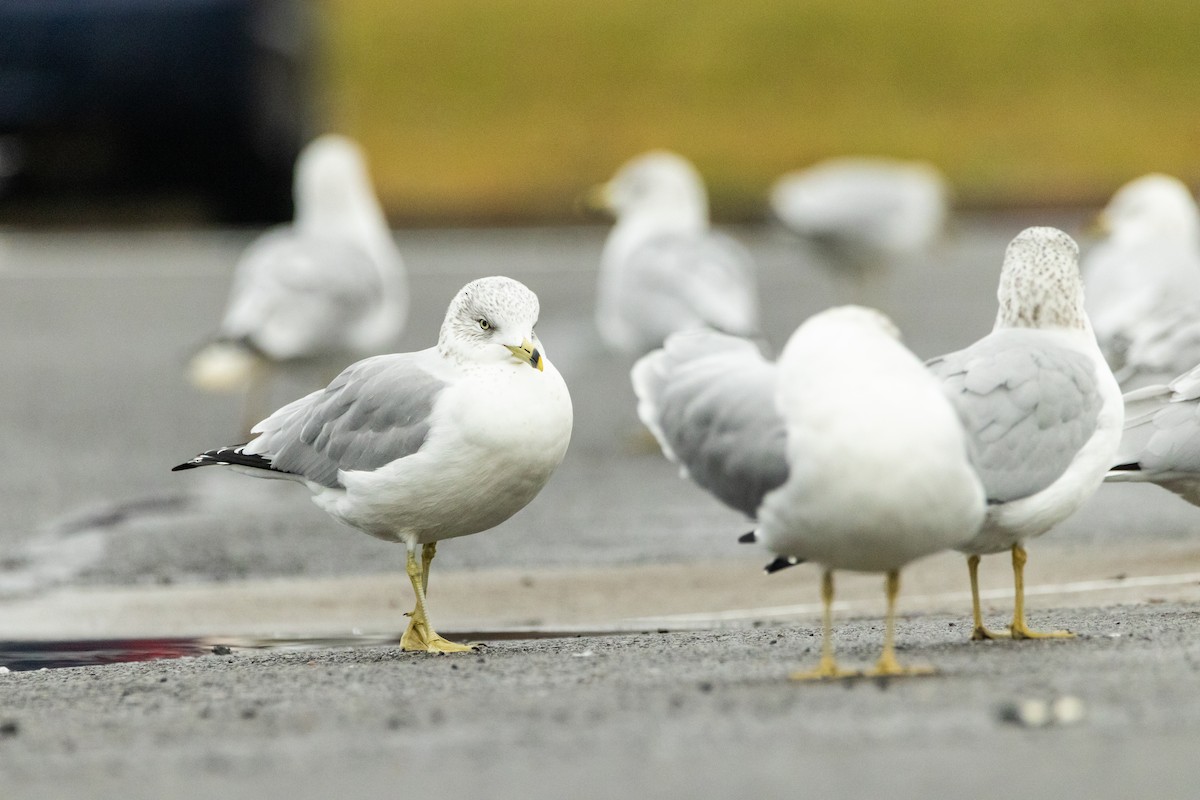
[322,0,1200,222]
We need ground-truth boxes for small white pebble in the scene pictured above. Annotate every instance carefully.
[1051,695,1086,725]
[0,666,9,674]
[571,649,595,658]
[999,698,1050,728]
[351,628,362,636]
[1105,633,1121,639]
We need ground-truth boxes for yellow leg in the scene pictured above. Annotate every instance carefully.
[865,570,934,677]
[967,554,1010,641]
[791,570,859,681]
[1008,543,1074,640]
[420,542,436,597]
[399,547,474,654]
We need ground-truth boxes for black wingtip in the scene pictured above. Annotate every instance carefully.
[171,446,273,474]
[738,531,758,544]
[763,556,804,574]
[1109,462,1141,472]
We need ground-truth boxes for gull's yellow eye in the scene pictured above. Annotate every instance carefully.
[478,318,491,330]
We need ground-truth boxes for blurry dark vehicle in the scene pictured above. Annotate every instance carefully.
[0,0,313,223]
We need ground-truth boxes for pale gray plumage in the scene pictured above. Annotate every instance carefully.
[928,329,1103,503]
[242,355,446,488]
[1106,364,1200,505]
[631,330,787,517]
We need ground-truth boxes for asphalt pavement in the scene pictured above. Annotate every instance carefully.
[2,215,1200,799]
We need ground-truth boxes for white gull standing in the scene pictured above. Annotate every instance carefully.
[928,227,1124,640]
[190,134,408,432]
[757,306,985,679]
[175,277,572,654]
[633,310,985,678]
[591,150,760,356]
[1083,173,1200,389]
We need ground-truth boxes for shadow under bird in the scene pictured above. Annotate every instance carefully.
[590,150,760,356]
[189,133,408,434]
[174,277,572,654]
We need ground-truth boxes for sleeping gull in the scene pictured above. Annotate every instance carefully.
[591,150,760,355]
[174,276,572,653]
[769,157,948,288]
[1106,363,1200,504]
[1082,173,1200,389]
[190,134,408,432]
[756,306,984,678]
[928,227,1123,640]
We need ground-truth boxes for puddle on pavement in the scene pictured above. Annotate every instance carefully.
[0,629,642,672]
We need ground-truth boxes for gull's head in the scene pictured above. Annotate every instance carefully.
[439,276,545,370]
[293,134,379,230]
[796,305,901,345]
[1096,173,1200,245]
[588,150,708,222]
[995,227,1087,331]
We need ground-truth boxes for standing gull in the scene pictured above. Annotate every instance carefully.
[757,306,984,678]
[1083,173,1200,389]
[928,227,1124,640]
[1106,363,1200,505]
[190,134,408,432]
[174,277,572,654]
[591,150,760,356]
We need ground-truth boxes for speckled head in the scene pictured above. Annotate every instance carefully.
[439,276,543,364]
[995,227,1087,331]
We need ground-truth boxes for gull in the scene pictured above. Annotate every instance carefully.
[769,156,948,293]
[756,306,985,679]
[1083,173,1200,389]
[591,150,760,356]
[1106,363,1200,504]
[174,277,572,654]
[928,227,1124,640]
[633,311,984,677]
[190,134,408,432]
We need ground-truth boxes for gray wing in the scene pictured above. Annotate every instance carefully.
[631,330,786,517]
[1115,364,1200,474]
[242,351,447,488]
[928,329,1102,503]
[221,228,383,359]
[621,231,760,352]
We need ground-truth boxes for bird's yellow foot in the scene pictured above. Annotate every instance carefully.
[400,619,476,654]
[970,624,1012,641]
[789,656,860,682]
[1009,621,1075,640]
[864,652,936,678]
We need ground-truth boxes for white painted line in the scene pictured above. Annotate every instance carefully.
[621,571,1200,627]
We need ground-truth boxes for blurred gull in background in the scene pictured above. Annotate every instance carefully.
[769,156,949,295]
[175,277,572,654]
[1082,173,1200,390]
[591,150,760,356]
[188,134,408,433]
[928,227,1123,641]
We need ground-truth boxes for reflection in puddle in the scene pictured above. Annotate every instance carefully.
[0,629,633,672]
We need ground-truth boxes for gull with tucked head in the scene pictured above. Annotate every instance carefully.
[174,276,573,654]
[591,150,760,356]
[929,227,1124,641]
